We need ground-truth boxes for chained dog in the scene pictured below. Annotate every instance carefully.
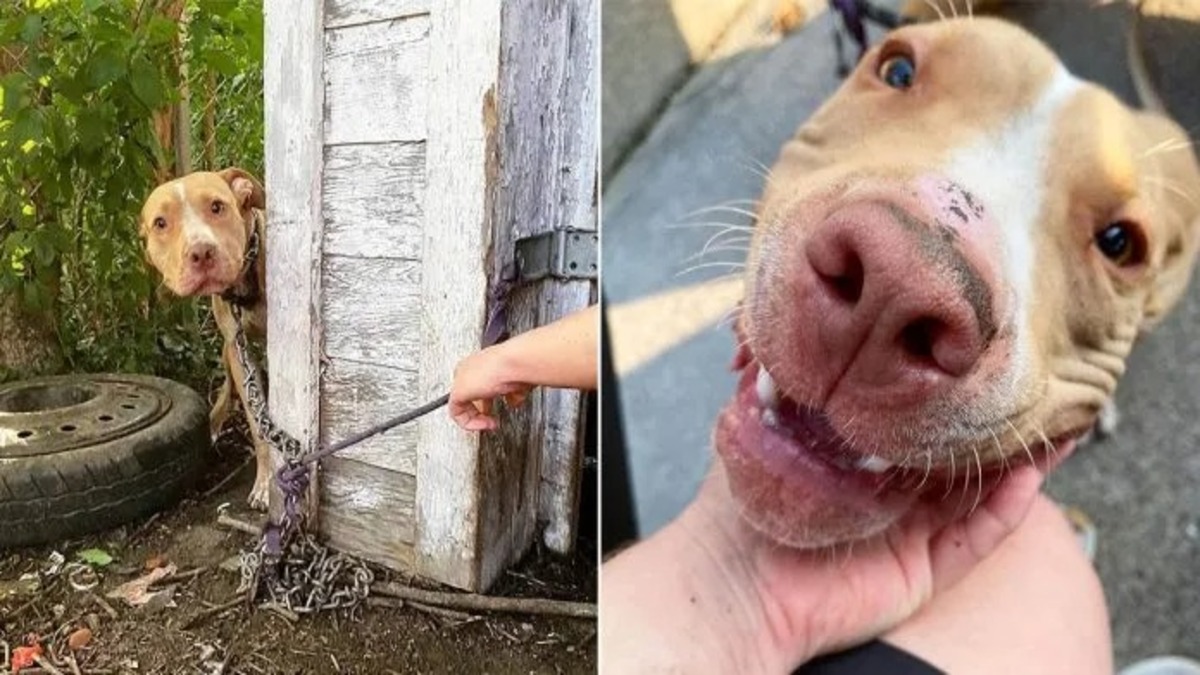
[139,168,272,510]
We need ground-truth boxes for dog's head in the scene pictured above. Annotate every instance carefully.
[717,18,1200,547]
[139,168,265,297]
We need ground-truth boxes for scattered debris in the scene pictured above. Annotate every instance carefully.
[10,638,44,672]
[215,514,261,538]
[66,628,92,652]
[372,581,596,619]
[75,550,113,568]
[105,565,177,609]
[0,575,39,602]
[179,594,245,630]
[65,566,98,593]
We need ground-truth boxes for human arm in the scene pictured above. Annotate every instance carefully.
[449,304,598,431]
[600,459,1046,673]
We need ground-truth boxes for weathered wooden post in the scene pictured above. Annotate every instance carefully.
[263,0,597,591]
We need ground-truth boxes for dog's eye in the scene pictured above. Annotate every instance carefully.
[1095,221,1146,267]
[878,55,916,90]
[211,200,225,215]
[153,217,167,230]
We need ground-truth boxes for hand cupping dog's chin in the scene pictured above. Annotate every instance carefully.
[680,458,1047,670]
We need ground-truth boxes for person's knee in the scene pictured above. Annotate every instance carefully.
[884,494,1112,674]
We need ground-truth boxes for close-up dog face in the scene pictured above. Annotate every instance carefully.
[717,18,1200,548]
[139,168,266,297]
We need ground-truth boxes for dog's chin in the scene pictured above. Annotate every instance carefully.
[714,365,916,548]
[713,358,1076,549]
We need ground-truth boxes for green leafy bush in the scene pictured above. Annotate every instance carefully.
[0,0,263,390]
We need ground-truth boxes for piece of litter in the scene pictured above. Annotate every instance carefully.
[68,627,93,651]
[10,643,43,671]
[105,564,177,608]
[0,575,40,601]
[77,548,114,567]
[66,564,99,592]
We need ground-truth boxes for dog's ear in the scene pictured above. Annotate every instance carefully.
[1135,112,1200,332]
[218,167,266,212]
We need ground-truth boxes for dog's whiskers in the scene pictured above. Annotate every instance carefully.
[1005,419,1037,472]
[970,442,988,516]
[921,0,947,21]
[681,203,762,221]
[1144,173,1199,208]
[1140,136,1194,161]
[663,220,756,233]
[675,260,747,278]
[942,450,958,500]
[914,450,934,492]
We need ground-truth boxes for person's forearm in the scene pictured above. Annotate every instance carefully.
[600,483,807,674]
[492,304,597,390]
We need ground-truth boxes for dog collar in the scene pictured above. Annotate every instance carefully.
[221,212,262,308]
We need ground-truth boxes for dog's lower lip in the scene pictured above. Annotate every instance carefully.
[732,363,920,494]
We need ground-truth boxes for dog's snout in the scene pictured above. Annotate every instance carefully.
[803,205,992,392]
[186,242,218,269]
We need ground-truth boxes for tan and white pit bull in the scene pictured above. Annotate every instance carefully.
[718,17,1200,547]
[139,169,272,510]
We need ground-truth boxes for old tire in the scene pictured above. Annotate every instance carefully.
[0,374,210,549]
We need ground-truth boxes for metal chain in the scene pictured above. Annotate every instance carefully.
[221,216,506,616]
[227,297,374,614]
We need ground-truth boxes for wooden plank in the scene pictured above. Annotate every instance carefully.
[319,456,417,570]
[325,0,431,29]
[320,357,418,474]
[482,0,599,571]
[323,142,425,260]
[264,0,324,523]
[414,0,502,592]
[324,17,430,145]
[321,256,422,370]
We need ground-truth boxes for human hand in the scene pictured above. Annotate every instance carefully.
[601,454,1055,673]
[448,346,532,431]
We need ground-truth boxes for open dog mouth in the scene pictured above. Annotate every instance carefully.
[714,346,1080,548]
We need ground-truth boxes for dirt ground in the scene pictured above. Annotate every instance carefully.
[0,421,597,674]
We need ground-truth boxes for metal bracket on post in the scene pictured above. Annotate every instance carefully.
[514,228,598,282]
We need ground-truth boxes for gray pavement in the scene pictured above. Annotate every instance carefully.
[603,2,1200,664]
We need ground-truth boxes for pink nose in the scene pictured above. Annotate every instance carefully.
[186,243,217,271]
[802,204,993,394]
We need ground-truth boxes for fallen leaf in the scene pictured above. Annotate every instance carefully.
[10,643,43,671]
[68,627,93,651]
[105,564,177,607]
[0,576,39,601]
[77,548,114,567]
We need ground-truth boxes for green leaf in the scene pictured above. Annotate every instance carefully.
[32,231,56,267]
[129,59,164,109]
[77,548,113,567]
[9,109,43,144]
[145,16,177,46]
[86,47,127,89]
[75,110,109,152]
[20,14,43,44]
[203,49,240,77]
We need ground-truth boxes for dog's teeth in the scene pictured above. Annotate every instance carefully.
[762,408,779,428]
[756,367,779,409]
[855,455,894,474]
